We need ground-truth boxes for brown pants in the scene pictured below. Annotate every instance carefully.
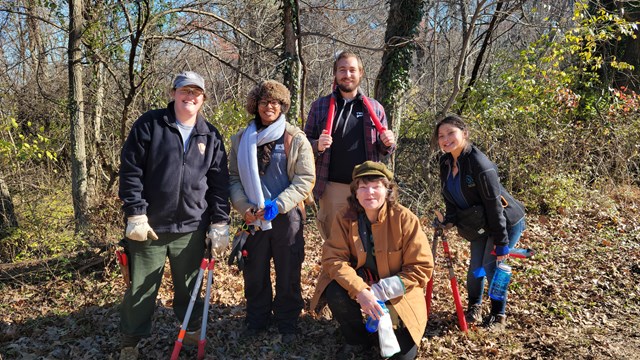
[316,181,351,240]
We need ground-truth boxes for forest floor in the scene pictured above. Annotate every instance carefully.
[1,187,640,360]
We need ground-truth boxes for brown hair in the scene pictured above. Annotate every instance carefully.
[333,51,365,76]
[246,80,291,115]
[431,114,470,149]
[346,175,398,214]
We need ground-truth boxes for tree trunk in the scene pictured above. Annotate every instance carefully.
[88,60,105,206]
[375,0,426,167]
[68,0,88,232]
[282,0,303,125]
[0,177,18,237]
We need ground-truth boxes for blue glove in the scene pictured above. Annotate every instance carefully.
[495,245,510,256]
[263,199,279,221]
[472,267,486,279]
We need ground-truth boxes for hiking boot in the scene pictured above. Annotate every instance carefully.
[119,346,139,360]
[183,328,201,346]
[465,304,483,324]
[483,314,507,332]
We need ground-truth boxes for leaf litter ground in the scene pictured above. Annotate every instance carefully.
[1,200,639,359]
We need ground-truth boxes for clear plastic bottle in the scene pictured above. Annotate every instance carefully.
[488,262,512,301]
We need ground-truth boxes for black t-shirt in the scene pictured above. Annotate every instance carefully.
[328,98,366,184]
[358,214,379,281]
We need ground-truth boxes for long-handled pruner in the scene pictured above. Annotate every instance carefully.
[426,211,468,333]
[171,240,216,360]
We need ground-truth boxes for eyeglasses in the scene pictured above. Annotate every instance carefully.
[258,100,281,108]
[177,88,204,97]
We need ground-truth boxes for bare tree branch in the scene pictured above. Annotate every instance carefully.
[146,35,258,83]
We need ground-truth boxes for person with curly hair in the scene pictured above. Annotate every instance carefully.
[310,161,433,360]
[228,80,315,343]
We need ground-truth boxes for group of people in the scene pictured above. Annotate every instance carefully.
[117,51,526,360]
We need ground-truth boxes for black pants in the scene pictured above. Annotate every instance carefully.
[242,209,305,334]
[325,281,418,360]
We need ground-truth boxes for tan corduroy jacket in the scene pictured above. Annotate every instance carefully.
[310,202,434,345]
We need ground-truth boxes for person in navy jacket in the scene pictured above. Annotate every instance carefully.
[433,114,525,331]
[118,71,230,359]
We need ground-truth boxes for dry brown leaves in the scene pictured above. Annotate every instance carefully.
[1,202,639,359]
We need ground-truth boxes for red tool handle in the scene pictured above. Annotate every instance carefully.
[116,250,128,266]
[449,276,468,332]
[171,328,186,360]
[115,250,131,288]
[442,238,468,332]
[425,229,440,316]
[425,277,434,316]
[324,96,336,133]
[361,96,386,133]
[197,339,206,360]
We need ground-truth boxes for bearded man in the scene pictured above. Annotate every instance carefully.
[304,51,396,241]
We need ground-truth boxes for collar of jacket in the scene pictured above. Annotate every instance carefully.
[460,143,474,157]
[164,101,211,134]
[442,143,474,166]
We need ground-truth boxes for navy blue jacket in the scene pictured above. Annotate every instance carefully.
[119,102,230,233]
[439,145,525,247]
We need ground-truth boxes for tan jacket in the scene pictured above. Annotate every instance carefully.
[310,202,434,345]
[229,122,315,215]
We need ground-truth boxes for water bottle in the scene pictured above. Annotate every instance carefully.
[365,315,379,333]
[365,300,386,333]
[488,262,512,301]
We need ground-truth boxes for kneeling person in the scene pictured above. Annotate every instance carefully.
[310,161,433,359]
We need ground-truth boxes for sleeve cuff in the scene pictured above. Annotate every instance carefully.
[495,245,510,256]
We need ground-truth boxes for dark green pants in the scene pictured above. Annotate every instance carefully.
[120,230,206,345]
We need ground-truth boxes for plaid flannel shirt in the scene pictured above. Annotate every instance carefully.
[304,89,395,200]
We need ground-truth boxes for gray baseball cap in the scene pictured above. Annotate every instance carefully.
[173,71,205,92]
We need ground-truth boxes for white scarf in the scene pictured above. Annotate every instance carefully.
[237,114,286,230]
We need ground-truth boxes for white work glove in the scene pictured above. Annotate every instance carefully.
[206,222,230,255]
[125,215,158,241]
[371,275,405,302]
